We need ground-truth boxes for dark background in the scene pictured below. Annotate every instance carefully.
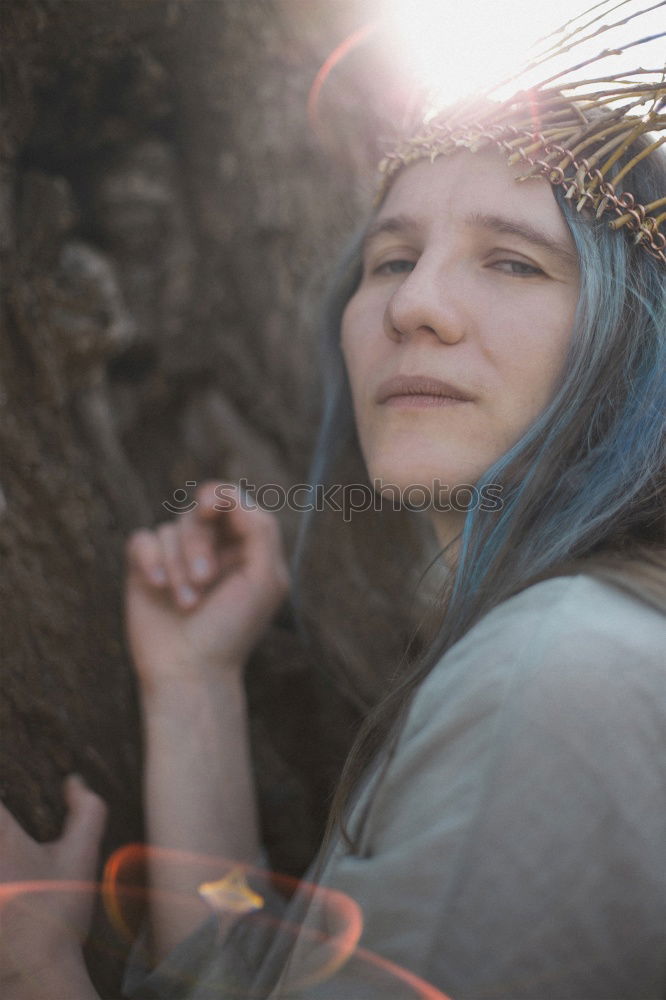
[0,1,423,994]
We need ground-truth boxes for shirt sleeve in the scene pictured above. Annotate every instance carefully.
[275,576,666,999]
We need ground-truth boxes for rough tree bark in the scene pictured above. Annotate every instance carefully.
[0,1,414,994]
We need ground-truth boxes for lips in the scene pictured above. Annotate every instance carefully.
[375,374,474,405]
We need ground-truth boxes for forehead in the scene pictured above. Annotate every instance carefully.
[377,149,570,241]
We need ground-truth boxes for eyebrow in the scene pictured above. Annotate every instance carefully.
[362,210,577,268]
[464,211,577,267]
[362,214,420,254]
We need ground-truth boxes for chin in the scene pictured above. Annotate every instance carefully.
[365,447,487,508]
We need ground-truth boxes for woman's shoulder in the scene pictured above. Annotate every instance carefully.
[451,571,664,673]
[408,573,665,748]
[346,572,665,895]
[370,573,666,852]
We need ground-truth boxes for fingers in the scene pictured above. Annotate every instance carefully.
[178,500,241,587]
[59,776,107,876]
[194,483,289,596]
[126,524,204,610]
[126,529,167,587]
[156,521,199,609]
[195,481,236,520]
[126,481,288,609]
[155,512,243,610]
[126,482,244,603]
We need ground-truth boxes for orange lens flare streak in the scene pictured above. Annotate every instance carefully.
[307,22,379,136]
[0,860,450,998]
[354,944,452,999]
[102,843,363,984]
[99,843,451,997]
[0,878,99,902]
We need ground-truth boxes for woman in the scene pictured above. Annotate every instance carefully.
[2,13,665,1000]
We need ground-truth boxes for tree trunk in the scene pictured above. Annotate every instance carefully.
[0,2,411,993]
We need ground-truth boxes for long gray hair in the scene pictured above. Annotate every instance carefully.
[294,140,666,846]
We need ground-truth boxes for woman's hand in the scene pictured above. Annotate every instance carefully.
[0,775,106,997]
[125,482,290,693]
[126,484,285,957]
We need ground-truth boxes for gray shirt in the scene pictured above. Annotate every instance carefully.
[126,574,666,999]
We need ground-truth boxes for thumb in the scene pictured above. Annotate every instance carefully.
[58,775,107,877]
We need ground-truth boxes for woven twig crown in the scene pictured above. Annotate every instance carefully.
[378,1,666,263]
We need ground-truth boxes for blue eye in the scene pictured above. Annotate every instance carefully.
[374,259,416,276]
[493,259,544,276]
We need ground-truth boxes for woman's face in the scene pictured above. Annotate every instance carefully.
[341,150,580,514]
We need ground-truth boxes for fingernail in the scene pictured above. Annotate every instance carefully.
[192,556,210,580]
[179,585,197,607]
[150,566,167,585]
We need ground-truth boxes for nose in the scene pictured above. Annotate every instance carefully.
[384,255,466,345]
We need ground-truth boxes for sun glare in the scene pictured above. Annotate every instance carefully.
[379,0,665,107]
